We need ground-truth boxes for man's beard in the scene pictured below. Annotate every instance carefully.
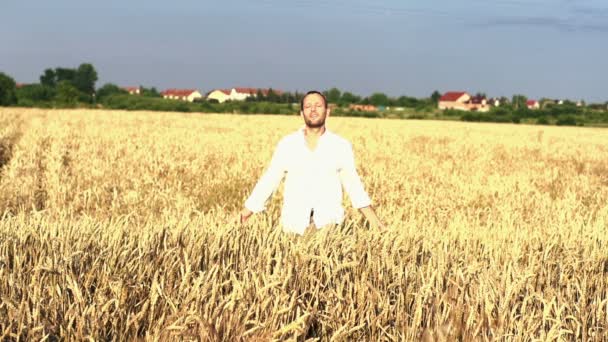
[304,117,325,128]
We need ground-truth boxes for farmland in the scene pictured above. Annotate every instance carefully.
[0,108,607,340]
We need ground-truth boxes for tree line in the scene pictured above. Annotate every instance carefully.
[1,63,607,126]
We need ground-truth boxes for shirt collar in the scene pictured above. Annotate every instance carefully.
[298,126,331,139]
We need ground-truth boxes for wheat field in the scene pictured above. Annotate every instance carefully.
[0,107,607,341]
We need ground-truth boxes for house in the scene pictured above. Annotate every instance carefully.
[438,91,489,112]
[526,100,540,110]
[540,99,564,108]
[161,89,202,102]
[122,86,141,95]
[206,89,232,103]
[438,91,470,111]
[487,97,501,107]
[206,87,283,103]
[349,104,377,112]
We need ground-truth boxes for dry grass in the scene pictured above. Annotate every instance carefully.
[0,107,607,341]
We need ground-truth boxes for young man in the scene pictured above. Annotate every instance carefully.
[239,90,385,235]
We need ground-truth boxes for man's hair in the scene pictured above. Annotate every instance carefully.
[300,90,327,111]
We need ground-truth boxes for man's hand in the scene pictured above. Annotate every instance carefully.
[238,208,253,224]
[358,206,386,231]
[226,208,254,226]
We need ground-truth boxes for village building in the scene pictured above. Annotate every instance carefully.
[206,89,232,103]
[122,86,141,95]
[438,91,490,112]
[161,89,202,102]
[349,104,378,112]
[438,91,470,111]
[526,100,540,110]
[206,87,282,103]
[487,97,501,107]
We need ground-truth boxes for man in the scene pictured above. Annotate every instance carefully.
[239,90,385,235]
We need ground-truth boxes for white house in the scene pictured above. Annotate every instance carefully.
[161,89,203,102]
[206,87,282,103]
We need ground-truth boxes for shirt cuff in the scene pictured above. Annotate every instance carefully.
[351,195,372,209]
[244,198,265,214]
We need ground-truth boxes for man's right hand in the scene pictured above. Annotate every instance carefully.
[238,208,253,224]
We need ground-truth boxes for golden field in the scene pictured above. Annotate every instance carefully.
[0,107,607,341]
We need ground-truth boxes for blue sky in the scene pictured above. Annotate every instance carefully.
[2,0,607,102]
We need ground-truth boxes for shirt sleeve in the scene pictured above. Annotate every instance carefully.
[244,141,287,213]
[339,142,372,209]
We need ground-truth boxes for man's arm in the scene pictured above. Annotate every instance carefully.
[359,205,385,231]
[239,142,286,223]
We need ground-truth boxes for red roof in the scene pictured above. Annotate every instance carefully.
[439,91,468,102]
[526,100,538,105]
[161,89,198,96]
[234,87,257,95]
[122,86,140,92]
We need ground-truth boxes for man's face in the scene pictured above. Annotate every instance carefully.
[301,93,329,128]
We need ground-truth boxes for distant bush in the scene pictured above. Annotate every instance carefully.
[556,115,579,126]
[443,109,462,117]
[537,117,550,125]
[408,114,426,120]
[461,112,519,124]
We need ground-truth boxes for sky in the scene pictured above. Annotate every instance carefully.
[1,0,607,102]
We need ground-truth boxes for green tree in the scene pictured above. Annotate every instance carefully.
[40,68,57,87]
[16,84,56,104]
[266,88,280,102]
[512,94,527,110]
[55,67,77,83]
[0,72,17,106]
[255,89,266,102]
[96,83,128,101]
[56,81,83,106]
[431,90,441,104]
[73,63,98,96]
[141,86,161,97]
[339,91,360,105]
[397,96,419,107]
[369,92,389,106]
[324,87,341,104]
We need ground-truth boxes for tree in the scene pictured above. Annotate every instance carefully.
[255,89,266,102]
[16,84,56,104]
[431,90,441,104]
[266,88,280,102]
[73,63,98,96]
[55,68,77,83]
[324,87,341,104]
[512,94,527,110]
[96,83,128,101]
[339,91,360,105]
[56,81,83,106]
[0,72,17,106]
[369,92,390,106]
[397,96,419,107]
[40,69,57,87]
[141,86,161,97]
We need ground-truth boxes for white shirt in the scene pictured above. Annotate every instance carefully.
[245,127,371,235]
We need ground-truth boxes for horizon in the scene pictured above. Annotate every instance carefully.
[2,0,607,103]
